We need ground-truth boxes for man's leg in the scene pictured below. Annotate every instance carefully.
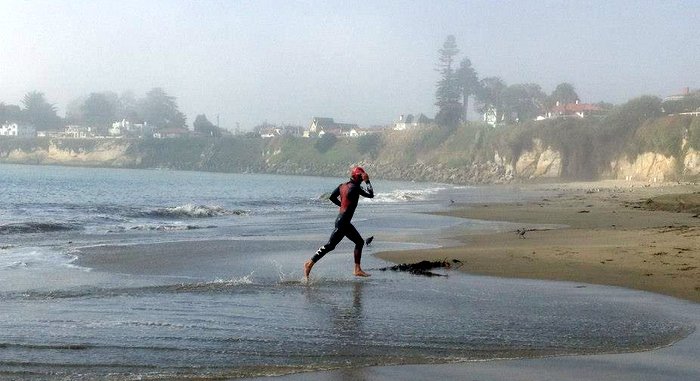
[345,224,370,277]
[305,227,344,278]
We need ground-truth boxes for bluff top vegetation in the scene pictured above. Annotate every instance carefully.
[1,97,698,183]
[258,94,700,182]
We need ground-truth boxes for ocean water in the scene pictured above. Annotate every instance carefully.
[0,163,693,380]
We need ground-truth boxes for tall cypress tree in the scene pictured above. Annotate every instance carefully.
[457,57,480,122]
[435,35,462,127]
[21,91,62,130]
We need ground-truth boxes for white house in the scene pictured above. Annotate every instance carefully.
[259,126,282,138]
[63,125,93,138]
[538,100,601,120]
[344,128,367,137]
[109,119,148,137]
[0,122,36,137]
[109,119,129,136]
[306,117,358,137]
[483,107,500,127]
[153,127,189,139]
[393,114,432,131]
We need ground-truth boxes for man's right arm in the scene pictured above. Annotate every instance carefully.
[329,185,341,206]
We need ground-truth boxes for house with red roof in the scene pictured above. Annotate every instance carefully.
[537,100,601,120]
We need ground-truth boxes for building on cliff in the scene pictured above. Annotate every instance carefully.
[537,100,601,120]
[662,87,700,115]
[393,113,432,131]
[0,122,36,137]
[64,125,94,139]
[153,127,190,139]
[663,87,692,102]
[109,119,149,138]
[305,117,358,137]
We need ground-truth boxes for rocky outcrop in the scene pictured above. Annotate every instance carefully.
[1,140,141,167]
[514,139,562,179]
[612,152,677,182]
[684,148,700,177]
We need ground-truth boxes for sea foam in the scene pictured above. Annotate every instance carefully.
[141,204,246,218]
[370,186,446,203]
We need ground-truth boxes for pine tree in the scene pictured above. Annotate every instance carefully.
[435,35,462,127]
[456,58,480,121]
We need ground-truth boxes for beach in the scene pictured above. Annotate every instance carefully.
[378,180,700,303]
[250,180,700,381]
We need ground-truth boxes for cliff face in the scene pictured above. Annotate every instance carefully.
[0,134,698,184]
[612,153,677,182]
[0,139,140,167]
[513,141,699,182]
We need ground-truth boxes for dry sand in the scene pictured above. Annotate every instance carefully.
[377,180,700,303]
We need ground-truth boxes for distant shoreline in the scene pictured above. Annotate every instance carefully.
[376,180,700,303]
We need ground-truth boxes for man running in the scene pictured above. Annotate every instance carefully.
[304,166,374,279]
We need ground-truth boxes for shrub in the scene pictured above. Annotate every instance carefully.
[633,116,690,158]
[356,134,382,158]
[688,116,700,151]
[314,134,337,153]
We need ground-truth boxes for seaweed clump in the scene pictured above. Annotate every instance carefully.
[378,259,463,277]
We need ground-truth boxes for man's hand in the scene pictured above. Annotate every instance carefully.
[362,173,370,183]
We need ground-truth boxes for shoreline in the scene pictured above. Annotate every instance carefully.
[376,180,700,303]
[244,180,700,381]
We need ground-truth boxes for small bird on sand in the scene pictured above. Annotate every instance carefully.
[365,236,374,246]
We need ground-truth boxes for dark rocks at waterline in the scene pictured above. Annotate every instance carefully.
[377,259,463,277]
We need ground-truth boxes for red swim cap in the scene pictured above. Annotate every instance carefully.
[351,166,366,182]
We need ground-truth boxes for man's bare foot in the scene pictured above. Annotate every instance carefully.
[304,260,314,279]
[354,268,370,277]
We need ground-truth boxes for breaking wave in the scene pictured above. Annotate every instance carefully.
[318,186,446,204]
[107,224,217,233]
[134,204,247,219]
[0,222,81,235]
[370,187,446,203]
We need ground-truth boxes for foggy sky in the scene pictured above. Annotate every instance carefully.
[1,0,698,130]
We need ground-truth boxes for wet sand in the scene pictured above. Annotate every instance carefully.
[244,180,700,381]
[378,180,700,303]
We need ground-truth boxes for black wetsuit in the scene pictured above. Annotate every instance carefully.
[311,180,374,264]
